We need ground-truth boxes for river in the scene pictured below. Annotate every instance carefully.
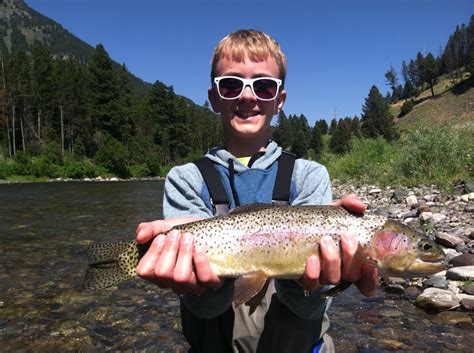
[0,180,472,352]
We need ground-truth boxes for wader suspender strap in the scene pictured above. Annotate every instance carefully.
[272,151,296,205]
[194,151,297,215]
[193,158,230,216]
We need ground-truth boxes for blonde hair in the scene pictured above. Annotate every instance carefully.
[211,29,287,85]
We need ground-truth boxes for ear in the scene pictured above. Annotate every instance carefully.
[208,86,221,113]
[274,89,287,115]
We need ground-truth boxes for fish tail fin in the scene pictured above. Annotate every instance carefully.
[83,240,139,290]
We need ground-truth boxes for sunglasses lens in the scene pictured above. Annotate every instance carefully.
[253,79,278,100]
[218,77,244,99]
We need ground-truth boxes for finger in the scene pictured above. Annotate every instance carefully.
[136,234,166,277]
[136,220,171,243]
[193,245,223,289]
[174,233,195,283]
[319,236,341,285]
[298,255,321,291]
[154,230,181,281]
[340,233,363,283]
[332,194,366,214]
[356,264,378,297]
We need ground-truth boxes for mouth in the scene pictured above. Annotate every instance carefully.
[235,111,260,119]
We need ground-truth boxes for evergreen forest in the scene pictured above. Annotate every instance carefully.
[0,12,473,187]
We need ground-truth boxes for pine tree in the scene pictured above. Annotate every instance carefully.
[360,85,398,141]
[329,118,352,154]
[467,15,474,79]
[328,118,337,135]
[309,122,323,160]
[418,53,439,97]
[87,44,122,143]
[315,119,328,135]
[272,111,292,149]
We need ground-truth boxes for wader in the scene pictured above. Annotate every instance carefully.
[180,152,333,353]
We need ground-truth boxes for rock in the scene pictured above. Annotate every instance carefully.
[446,266,474,281]
[423,277,448,289]
[419,212,433,221]
[374,208,389,217]
[415,288,460,310]
[403,210,418,219]
[369,188,382,194]
[385,285,404,295]
[432,311,472,324]
[431,213,447,223]
[465,204,474,213]
[436,232,465,248]
[403,286,422,303]
[443,248,463,263]
[406,195,418,207]
[380,339,409,350]
[461,283,474,295]
[387,205,402,217]
[460,298,474,311]
[417,204,431,213]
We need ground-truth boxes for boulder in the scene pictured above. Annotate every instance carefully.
[446,266,474,281]
[415,288,460,310]
[450,254,474,267]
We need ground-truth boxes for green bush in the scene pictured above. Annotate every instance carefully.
[399,99,416,117]
[396,126,473,185]
[324,137,398,185]
[129,163,151,178]
[40,141,63,164]
[94,135,129,177]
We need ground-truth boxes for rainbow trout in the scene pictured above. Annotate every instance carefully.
[83,204,445,304]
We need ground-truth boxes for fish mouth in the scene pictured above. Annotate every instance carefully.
[405,259,446,277]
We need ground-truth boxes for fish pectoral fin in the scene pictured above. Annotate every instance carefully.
[234,271,269,307]
[320,281,352,298]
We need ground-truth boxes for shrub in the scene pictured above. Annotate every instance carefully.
[396,126,473,185]
[94,135,129,177]
[399,99,416,117]
[129,163,151,178]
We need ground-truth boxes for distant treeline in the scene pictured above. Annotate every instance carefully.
[0,15,472,180]
[383,15,474,107]
[0,44,223,177]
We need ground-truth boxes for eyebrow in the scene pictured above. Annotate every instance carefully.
[220,72,276,78]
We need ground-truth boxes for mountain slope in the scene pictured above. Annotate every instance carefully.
[0,0,151,96]
[391,73,473,133]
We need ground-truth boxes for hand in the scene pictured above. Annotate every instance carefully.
[298,194,378,297]
[135,217,223,295]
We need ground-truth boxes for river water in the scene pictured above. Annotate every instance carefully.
[0,180,472,352]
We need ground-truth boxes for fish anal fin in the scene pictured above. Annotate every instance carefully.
[320,281,352,298]
[234,271,269,307]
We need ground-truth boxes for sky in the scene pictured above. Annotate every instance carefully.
[25,0,473,125]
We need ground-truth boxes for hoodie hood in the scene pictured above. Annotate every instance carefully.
[205,141,283,173]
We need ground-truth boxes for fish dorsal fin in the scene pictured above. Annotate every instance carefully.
[233,271,269,307]
[230,204,282,215]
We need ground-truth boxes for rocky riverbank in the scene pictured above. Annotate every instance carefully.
[333,181,474,313]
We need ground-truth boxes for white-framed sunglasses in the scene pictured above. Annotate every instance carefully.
[214,76,282,101]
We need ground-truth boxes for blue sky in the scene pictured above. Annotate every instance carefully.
[26,0,473,125]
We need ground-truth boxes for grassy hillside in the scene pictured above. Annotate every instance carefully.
[390,71,473,133]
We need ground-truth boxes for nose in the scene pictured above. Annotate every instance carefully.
[240,84,256,100]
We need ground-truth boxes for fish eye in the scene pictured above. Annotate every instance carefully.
[418,240,433,252]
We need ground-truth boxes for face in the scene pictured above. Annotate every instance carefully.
[209,55,286,142]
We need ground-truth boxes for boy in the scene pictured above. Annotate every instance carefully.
[136,29,377,353]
